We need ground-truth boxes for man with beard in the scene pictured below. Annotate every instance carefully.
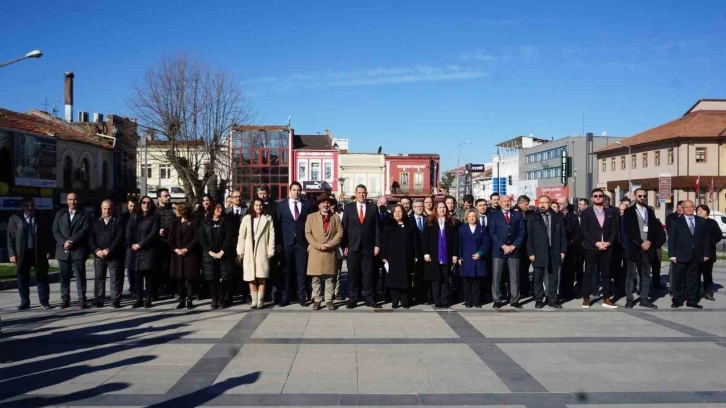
[580,189,618,309]
[400,196,413,217]
[556,196,580,300]
[155,188,175,299]
[663,201,684,292]
[489,193,500,213]
[527,195,567,309]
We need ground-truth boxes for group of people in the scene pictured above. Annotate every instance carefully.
[6,182,720,312]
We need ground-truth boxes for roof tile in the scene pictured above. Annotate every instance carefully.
[0,108,113,149]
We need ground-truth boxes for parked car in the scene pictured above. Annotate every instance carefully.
[709,211,726,238]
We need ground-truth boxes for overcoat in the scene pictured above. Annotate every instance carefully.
[305,212,344,276]
[168,218,200,279]
[237,214,275,281]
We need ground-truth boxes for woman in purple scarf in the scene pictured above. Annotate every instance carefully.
[422,201,459,309]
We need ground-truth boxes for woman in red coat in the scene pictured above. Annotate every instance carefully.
[168,202,200,309]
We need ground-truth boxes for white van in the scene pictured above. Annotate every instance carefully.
[709,211,726,238]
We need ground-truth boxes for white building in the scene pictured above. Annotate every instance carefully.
[479,136,547,199]
[338,152,385,200]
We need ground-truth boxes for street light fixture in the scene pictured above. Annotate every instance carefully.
[457,140,472,199]
[615,141,632,198]
[0,49,43,69]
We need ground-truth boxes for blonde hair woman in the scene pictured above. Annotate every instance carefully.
[237,198,275,309]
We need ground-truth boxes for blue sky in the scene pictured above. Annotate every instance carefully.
[1,0,725,171]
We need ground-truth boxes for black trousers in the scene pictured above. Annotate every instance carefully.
[560,246,579,298]
[413,260,427,305]
[177,278,195,300]
[134,270,153,301]
[347,249,375,304]
[208,280,231,304]
[59,259,87,302]
[701,260,714,294]
[16,252,50,306]
[518,255,532,297]
[583,249,613,299]
[533,250,558,302]
[430,265,451,307]
[282,244,308,302]
[652,249,663,288]
[673,260,701,305]
[611,247,627,298]
[462,277,482,306]
[390,289,409,308]
[154,243,171,295]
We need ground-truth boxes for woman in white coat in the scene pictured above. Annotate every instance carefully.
[237,198,275,309]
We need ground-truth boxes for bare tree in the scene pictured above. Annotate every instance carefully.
[129,54,251,200]
[440,170,456,192]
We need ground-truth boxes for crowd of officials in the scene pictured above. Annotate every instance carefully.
[6,182,720,311]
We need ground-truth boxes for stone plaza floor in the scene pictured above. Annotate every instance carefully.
[0,266,725,407]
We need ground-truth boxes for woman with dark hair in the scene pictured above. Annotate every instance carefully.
[381,204,420,309]
[237,197,275,309]
[696,204,721,301]
[422,201,459,309]
[126,196,160,308]
[195,194,214,220]
[169,202,200,309]
[199,202,236,308]
[458,208,490,308]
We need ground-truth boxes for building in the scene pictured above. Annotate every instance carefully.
[476,136,547,200]
[230,125,292,201]
[595,99,726,219]
[338,152,385,200]
[520,133,624,201]
[291,131,339,197]
[385,153,440,200]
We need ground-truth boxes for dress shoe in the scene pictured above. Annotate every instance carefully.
[510,302,523,309]
[366,302,382,309]
[60,299,70,309]
[465,304,472,309]
[112,301,121,309]
[704,292,715,301]
[474,305,482,308]
[346,303,356,309]
[186,299,194,309]
[145,297,153,308]
[581,297,590,309]
[624,299,635,309]
[639,300,657,309]
[671,302,682,309]
[326,302,335,311]
[17,303,30,311]
[493,302,502,309]
[535,301,545,309]
[602,298,617,309]
[41,303,53,310]
[93,300,104,308]
[313,302,322,310]
[176,300,186,309]
[79,299,88,308]
[132,300,144,308]
[547,302,563,309]
[687,303,703,309]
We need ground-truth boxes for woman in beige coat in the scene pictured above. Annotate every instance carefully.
[237,198,275,309]
[305,195,344,310]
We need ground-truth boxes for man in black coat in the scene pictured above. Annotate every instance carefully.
[410,198,427,304]
[667,200,712,309]
[556,196,580,299]
[527,195,567,309]
[513,195,533,297]
[120,199,137,296]
[224,189,245,307]
[155,188,175,299]
[579,188,619,309]
[663,200,684,291]
[52,192,91,309]
[7,197,54,310]
[89,199,126,308]
[342,184,382,309]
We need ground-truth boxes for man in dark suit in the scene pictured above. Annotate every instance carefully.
[527,195,567,309]
[400,195,413,218]
[89,199,125,308]
[225,189,246,306]
[579,188,618,309]
[275,182,314,306]
[489,195,525,308]
[374,196,391,301]
[513,195,533,297]
[556,196,580,299]
[410,198,427,304]
[7,197,53,310]
[663,200,684,292]
[120,199,137,296]
[622,189,664,309]
[52,192,90,308]
[668,200,711,309]
[342,184,382,309]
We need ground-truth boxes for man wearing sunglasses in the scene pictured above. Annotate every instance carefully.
[622,189,665,309]
[579,188,618,309]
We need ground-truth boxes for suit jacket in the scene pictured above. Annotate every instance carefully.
[668,215,712,263]
[422,218,459,281]
[488,208,525,258]
[275,198,314,247]
[88,216,125,262]
[579,206,618,251]
[559,208,580,247]
[622,204,666,262]
[342,201,381,252]
[7,211,53,267]
[52,207,90,260]
[526,212,567,269]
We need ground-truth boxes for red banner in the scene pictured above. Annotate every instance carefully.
[535,185,570,200]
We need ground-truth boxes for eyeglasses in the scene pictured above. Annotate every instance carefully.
[232,196,241,199]
[592,194,603,198]
[637,195,646,198]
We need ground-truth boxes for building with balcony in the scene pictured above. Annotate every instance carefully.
[338,152,385,200]
[291,131,339,196]
[595,99,726,219]
[385,153,440,199]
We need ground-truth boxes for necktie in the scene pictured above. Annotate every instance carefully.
[504,211,510,225]
[358,204,364,223]
[26,216,34,249]
[480,216,485,227]
[293,201,299,221]
[544,213,551,245]
[235,208,240,216]
[688,217,695,234]
[417,216,423,231]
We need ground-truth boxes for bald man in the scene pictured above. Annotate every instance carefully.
[667,200,711,309]
[89,200,125,308]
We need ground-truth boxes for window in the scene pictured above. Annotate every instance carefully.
[631,154,637,169]
[298,162,306,180]
[400,172,409,186]
[655,151,661,166]
[142,165,152,178]
[414,172,424,186]
[621,156,626,170]
[324,162,332,180]
[696,147,706,163]
[602,159,607,172]
[643,152,648,168]
[611,158,615,171]
[160,165,171,180]
[667,148,674,164]
[310,162,320,181]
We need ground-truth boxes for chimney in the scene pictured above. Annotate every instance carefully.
[64,72,74,122]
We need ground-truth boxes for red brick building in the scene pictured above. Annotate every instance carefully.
[385,153,441,199]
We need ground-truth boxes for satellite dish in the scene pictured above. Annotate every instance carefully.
[377,146,382,154]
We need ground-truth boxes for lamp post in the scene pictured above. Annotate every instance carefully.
[0,50,42,69]
[457,140,472,199]
[615,142,632,198]
[139,133,148,197]
[337,177,347,199]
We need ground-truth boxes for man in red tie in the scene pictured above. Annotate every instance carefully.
[342,184,382,309]
[488,195,525,309]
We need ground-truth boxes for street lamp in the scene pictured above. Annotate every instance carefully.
[615,141,632,198]
[337,177,347,198]
[457,140,472,198]
[0,50,43,69]
[139,133,148,197]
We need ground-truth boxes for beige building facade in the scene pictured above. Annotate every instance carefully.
[338,153,385,200]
